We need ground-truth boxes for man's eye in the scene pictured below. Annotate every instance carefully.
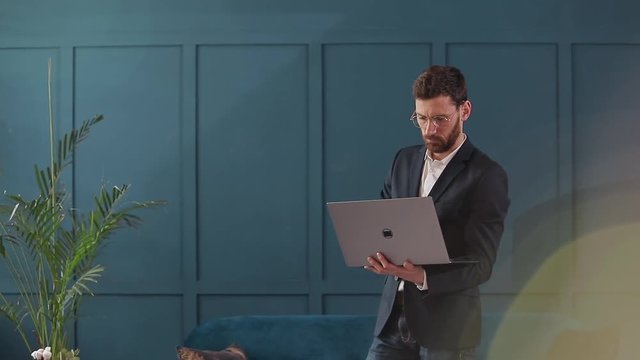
[432,116,448,123]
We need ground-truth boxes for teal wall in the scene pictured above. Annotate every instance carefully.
[2,0,640,359]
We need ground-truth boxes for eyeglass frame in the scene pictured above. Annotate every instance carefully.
[409,108,461,129]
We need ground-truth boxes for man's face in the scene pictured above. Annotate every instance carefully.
[415,96,468,155]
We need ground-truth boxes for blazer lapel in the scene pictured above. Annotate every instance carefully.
[428,139,476,202]
[408,146,427,197]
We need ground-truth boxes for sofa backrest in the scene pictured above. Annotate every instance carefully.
[184,315,376,360]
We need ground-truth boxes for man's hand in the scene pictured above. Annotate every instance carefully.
[364,252,424,285]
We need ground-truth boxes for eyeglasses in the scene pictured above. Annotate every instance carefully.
[409,110,458,129]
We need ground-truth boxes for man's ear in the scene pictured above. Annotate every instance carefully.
[461,100,472,121]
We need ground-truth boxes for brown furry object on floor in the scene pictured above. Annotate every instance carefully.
[176,345,248,360]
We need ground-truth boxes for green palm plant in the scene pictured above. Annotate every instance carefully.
[0,59,163,359]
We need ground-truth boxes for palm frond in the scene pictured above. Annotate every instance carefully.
[8,198,64,263]
[91,185,163,234]
[0,296,23,324]
[5,194,27,206]
[32,115,104,200]
[68,265,103,298]
[34,164,52,197]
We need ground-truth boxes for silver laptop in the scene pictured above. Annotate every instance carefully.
[326,197,476,267]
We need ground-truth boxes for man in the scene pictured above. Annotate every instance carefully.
[364,65,510,360]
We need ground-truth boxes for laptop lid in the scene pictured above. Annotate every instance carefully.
[326,197,473,267]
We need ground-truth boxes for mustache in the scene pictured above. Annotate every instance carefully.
[426,135,445,142]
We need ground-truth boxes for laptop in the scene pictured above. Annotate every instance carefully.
[326,197,477,267]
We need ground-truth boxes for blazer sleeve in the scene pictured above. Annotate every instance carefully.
[421,162,510,296]
[380,149,402,200]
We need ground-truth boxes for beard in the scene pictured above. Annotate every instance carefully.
[424,119,462,155]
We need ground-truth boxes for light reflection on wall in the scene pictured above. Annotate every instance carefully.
[488,215,640,359]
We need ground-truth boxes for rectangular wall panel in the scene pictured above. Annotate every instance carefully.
[74,46,183,293]
[197,45,309,285]
[322,43,431,288]
[448,44,563,293]
[0,48,60,292]
[573,45,640,294]
[77,295,183,360]
[198,295,308,322]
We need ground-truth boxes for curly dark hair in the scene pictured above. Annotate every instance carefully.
[412,65,468,106]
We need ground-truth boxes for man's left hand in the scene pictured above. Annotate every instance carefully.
[364,252,424,285]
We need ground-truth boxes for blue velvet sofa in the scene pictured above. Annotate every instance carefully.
[183,315,376,360]
[183,313,600,360]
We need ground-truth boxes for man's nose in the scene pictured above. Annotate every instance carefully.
[423,122,437,135]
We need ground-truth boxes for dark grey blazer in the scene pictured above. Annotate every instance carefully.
[373,138,510,349]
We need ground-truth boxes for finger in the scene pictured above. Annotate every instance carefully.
[378,254,402,273]
[376,252,393,269]
[364,264,385,275]
[363,265,377,273]
[367,257,384,272]
[403,261,415,270]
